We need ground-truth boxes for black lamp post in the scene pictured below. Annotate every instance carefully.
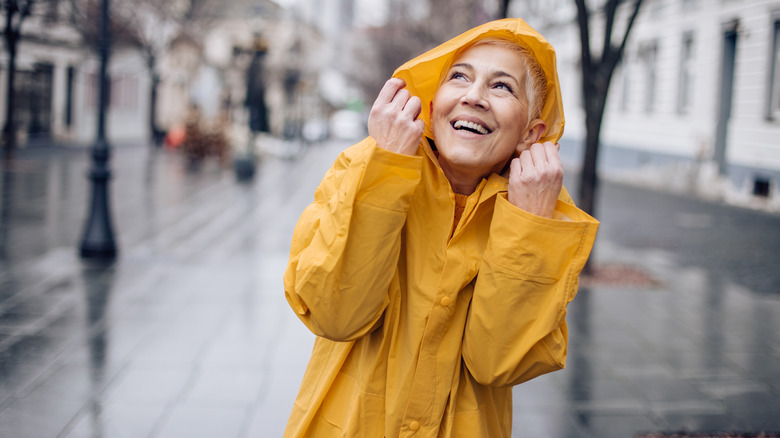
[79,0,116,259]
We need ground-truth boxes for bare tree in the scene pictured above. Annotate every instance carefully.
[118,0,185,144]
[71,0,214,145]
[72,1,126,45]
[2,0,36,161]
[500,0,643,217]
[574,0,643,216]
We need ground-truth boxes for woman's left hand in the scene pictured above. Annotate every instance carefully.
[507,142,563,219]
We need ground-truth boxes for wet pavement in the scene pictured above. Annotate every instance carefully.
[0,140,779,438]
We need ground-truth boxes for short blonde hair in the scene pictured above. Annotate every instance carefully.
[443,38,548,125]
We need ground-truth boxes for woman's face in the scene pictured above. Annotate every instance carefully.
[431,43,541,186]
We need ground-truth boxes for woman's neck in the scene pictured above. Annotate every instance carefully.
[438,162,480,195]
[427,138,492,195]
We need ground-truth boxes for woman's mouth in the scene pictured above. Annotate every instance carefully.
[452,120,491,135]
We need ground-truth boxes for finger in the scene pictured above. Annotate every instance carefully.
[509,156,522,175]
[375,78,406,105]
[543,141,562,166]
[413,118,425,133]
[402,95,422,119]
[519,148,535,172]
[529,143,548,166]
[530,142,556,166]
[392,88,411,110]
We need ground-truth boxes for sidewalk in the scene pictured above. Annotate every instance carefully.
[1,140,779,437]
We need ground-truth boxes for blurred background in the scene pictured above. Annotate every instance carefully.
[2,0,780,207]
[1,0,780,437]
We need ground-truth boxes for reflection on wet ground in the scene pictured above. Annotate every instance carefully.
[1,142,779,437]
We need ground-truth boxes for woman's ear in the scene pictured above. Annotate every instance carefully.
[515,119,547,154]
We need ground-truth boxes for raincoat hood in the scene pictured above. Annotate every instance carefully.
[393,18,565,144]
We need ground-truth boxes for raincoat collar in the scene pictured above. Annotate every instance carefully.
[393,18,565,145]
[422,137,508,202]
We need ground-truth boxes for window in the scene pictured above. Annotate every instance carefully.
[768,19,780,120]
[677,32,694,114]
[639,41,658,113]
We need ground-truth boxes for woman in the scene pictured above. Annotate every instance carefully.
[283,18,599,437]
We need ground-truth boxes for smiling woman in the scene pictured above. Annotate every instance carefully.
[283,18,599,438]
[430,42,548,196]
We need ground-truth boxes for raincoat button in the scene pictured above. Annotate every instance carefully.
[440,296,451,307]
[409,421,420,431]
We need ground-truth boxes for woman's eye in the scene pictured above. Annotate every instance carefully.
[493,82,513,93]
[450,71,467,81]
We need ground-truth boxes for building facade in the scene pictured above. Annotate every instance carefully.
[1,0,152,147]
[1,0,302,149]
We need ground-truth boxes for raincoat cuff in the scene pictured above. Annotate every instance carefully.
[497,192,597,225]
[489,194,598,282]
[354,142,423,212]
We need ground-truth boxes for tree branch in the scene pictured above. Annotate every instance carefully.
[9,0,34,40]
[616,0,643,63]
[574,0,592,73]
[602,0,618,59]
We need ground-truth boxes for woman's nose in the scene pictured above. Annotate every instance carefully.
[460,84,489,109]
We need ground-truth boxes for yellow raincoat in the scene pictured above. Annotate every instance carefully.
[284,18,599,438]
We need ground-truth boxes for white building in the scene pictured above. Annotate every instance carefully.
[539,0,780,206]
[0,0,152,147]
[1,0,296,149]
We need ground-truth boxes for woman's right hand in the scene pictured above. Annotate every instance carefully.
[368,78,425,156]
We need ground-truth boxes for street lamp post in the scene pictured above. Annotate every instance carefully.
[79,0,116,259]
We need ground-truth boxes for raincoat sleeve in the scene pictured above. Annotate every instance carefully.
[284,138,423,342]
[462,192,598,387]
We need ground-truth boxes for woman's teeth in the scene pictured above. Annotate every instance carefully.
[453,120,489,135]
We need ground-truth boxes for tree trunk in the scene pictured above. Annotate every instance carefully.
[578,88,606,216]
[3,45,17,161]
[579,111,603,216]
[146,53,161,145]
[149,71,160,145]
[577,67,608,274]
